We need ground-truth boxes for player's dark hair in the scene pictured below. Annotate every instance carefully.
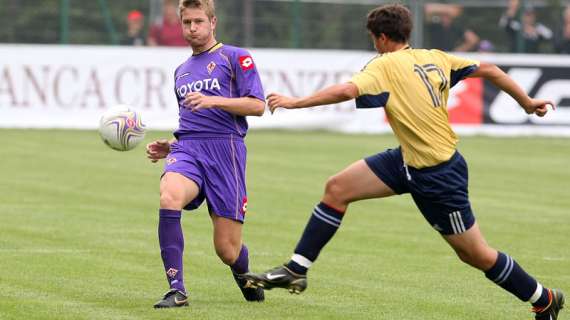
[366,4,412,43]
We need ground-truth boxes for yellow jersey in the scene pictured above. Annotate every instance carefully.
[350,48,479,169]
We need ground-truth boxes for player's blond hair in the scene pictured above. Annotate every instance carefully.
[179,0,215,20]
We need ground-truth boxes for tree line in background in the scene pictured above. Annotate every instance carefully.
[0,0,568,53]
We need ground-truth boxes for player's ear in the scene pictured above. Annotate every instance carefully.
[210,15,217,29]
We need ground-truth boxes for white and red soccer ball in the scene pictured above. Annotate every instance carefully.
[99,104,146,151]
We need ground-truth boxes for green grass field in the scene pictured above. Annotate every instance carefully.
[0,129,568,320]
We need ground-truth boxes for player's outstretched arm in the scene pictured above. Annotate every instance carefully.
[267,83,359,113]
[146,139,175,163]
[468,62,555,117]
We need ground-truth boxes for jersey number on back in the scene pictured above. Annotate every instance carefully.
[414,64,448,107]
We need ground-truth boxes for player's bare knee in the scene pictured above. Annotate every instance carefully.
[215,243,239,265]
[324,176,349,205]
[159,191,184,210]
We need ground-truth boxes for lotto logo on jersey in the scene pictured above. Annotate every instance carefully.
[241,196,248,215]
[239,56,254,71]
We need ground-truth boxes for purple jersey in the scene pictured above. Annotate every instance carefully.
[173,43,264,138]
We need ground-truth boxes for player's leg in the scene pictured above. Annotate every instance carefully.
[154,172,200,308]
[246,151,405,293]
[211,214,243,266]
[210,214,263,301]
[201,137,264,301]
[444,223,564,319]
[286,159,396,275]
[410,151,563,318]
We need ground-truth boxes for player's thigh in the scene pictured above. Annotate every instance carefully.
[324,159,396,204]
[159,172,200,209]
[442,222,497,270]
[202,138,248,222]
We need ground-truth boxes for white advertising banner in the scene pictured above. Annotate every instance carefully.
[0,45,187,129]
[1,45,569,136]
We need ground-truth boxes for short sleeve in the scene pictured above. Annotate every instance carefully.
[349,57,387,96]
[349,58,390,109]
[173,64,183,102]
[231,49,265,101]
[443,52,480,87]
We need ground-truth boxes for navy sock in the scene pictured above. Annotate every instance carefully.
[485,252,549,306]
[286,202,344,275]
[158,209,186,293]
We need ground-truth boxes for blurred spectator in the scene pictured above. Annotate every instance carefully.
[554,6,570,54]
[148,0,187,47]
[425,3,480,52]
[499,0,552,53]
[122,10,146,46]
[478,39,495,53]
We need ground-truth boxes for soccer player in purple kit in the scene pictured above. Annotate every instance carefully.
[146,0,265,308]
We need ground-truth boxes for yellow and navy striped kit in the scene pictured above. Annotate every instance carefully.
[350,48,479,169]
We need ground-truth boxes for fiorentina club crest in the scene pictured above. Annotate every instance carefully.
[166,268,179,278]
[207,61,216,75]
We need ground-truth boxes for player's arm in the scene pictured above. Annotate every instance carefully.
[266,83,359,113]
[183,94,264,116]
[467,62,554,117]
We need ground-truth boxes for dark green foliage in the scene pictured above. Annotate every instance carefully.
[0,0,565,51]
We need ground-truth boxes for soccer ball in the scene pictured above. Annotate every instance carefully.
[99,105,146,151]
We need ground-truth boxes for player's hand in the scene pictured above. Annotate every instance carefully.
[183,92,217,112]
[522,99,555,117]
[266,93,300,114]
[146,139,170,163]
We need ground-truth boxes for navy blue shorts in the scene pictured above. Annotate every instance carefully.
[365,147,475,235]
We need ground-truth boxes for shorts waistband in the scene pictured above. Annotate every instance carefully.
[176,133,244,141]
[408,151,460,173]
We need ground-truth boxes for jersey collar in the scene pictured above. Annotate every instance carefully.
[192,42,223,56]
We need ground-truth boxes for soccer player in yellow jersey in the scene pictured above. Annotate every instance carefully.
[244,4,564,319]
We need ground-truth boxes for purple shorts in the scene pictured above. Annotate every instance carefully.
[163,135,248,222]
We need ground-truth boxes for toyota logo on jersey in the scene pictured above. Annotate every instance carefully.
[239,56,254,71]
